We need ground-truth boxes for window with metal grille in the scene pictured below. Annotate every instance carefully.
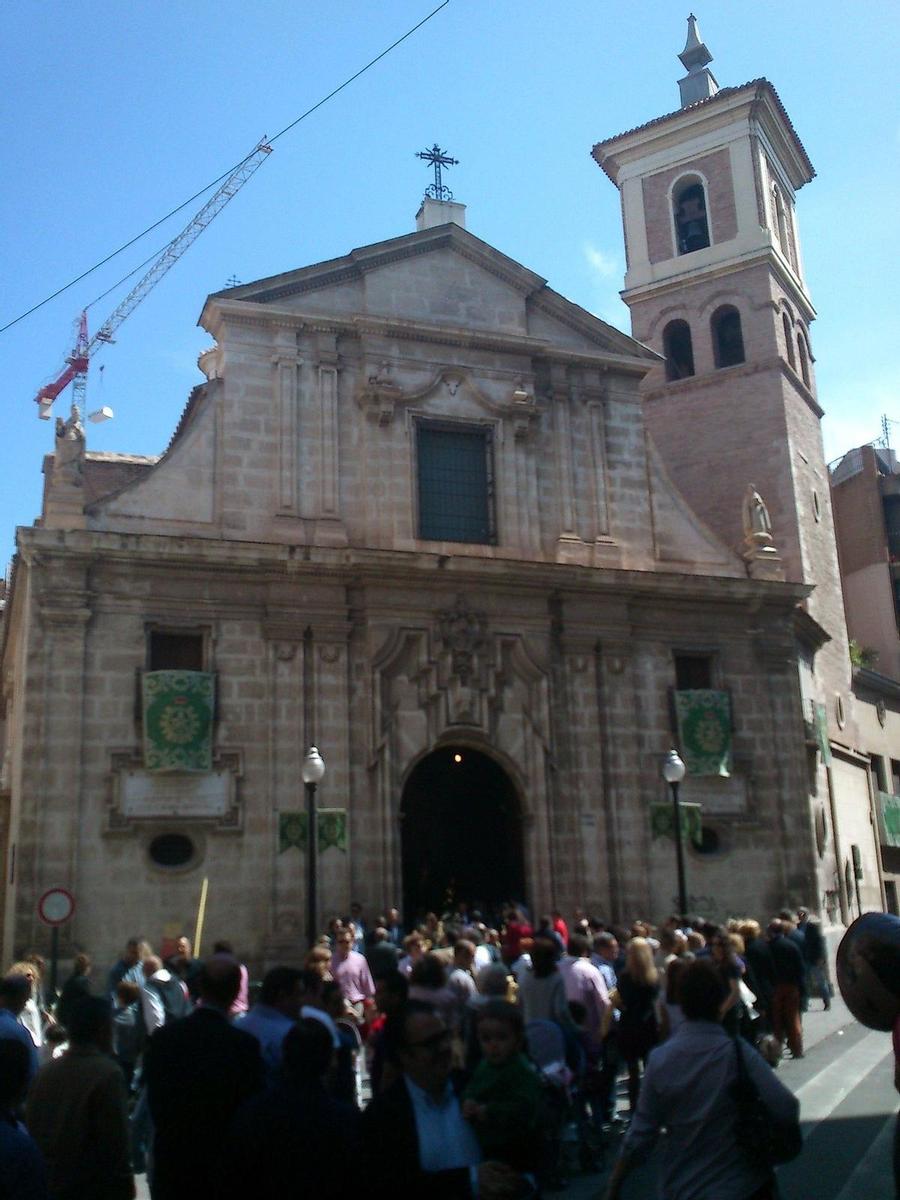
[674,653,713,690]
[148,631,204,671]
[416,421,495,544]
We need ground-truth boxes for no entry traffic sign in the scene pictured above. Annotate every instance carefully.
[37,887,75,927]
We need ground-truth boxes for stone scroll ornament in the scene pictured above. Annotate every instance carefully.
[142,671,215,773]
[650,801,703,847]
[674,689,732,777]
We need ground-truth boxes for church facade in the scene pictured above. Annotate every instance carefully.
[0,21,885,968]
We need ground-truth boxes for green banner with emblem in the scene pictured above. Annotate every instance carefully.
[278,811,308,852]
[317,809,348,853]
[142,671,214,773]
[651,801,703,847]
[674,690,732,777]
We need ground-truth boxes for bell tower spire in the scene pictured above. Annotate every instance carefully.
[677,14,719,107]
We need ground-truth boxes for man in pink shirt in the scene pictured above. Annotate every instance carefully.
[331,927,375,1021]
[559,932,610,1050]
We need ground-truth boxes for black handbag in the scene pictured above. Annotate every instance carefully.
[731,1037,802,1167]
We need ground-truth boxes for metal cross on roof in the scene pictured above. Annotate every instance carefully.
[416,143,458,201]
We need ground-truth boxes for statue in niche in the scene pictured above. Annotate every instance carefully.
[742,484,773,545]
[54,403,86,487]
[438,597,487,686]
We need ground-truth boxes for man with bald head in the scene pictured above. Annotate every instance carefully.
[143,953,263,1199]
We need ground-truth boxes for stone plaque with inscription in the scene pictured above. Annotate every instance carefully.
[120,769,231,819]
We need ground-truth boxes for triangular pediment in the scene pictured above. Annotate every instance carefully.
[203,223,653,360]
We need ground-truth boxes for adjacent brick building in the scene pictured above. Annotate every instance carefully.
[592,16,888,926]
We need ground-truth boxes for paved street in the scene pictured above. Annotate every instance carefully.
[135,992,896,1200]
[557,993,897,1199]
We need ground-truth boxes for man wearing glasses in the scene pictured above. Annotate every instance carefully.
[361,1000,522,1198]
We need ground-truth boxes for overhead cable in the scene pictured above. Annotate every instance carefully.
[0,0,451,336]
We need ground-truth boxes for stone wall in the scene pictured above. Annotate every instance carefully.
[2,524,817,970]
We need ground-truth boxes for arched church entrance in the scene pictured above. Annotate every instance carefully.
[400,746,526,924]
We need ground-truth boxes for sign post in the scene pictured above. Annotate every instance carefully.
[37,888,75,997]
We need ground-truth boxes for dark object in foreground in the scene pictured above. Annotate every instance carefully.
[836,912,900,1032]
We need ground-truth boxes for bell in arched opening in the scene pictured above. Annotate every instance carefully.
[674,181,710,255]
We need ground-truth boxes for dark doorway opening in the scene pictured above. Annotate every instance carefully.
[401,746,525,924]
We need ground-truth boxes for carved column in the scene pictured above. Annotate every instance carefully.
[595,637,651,920]
[273,354,302,514]
[24,572,91,953]
[552,372,577,542]
[263,637,304,962]
[311,335,347,546]
[552,367,590,564]
[587,393,613,543]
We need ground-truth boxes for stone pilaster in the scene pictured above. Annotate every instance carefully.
[594,637,652,921]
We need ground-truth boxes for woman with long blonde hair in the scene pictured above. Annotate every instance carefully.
[8,960,46,1054]
[614,937,660,1114]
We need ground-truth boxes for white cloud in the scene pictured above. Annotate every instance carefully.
[583,242,618,278]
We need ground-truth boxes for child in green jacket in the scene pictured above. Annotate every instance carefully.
[462,1000,542,1177]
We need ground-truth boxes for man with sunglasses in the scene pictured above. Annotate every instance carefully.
[361,1000,522,1198]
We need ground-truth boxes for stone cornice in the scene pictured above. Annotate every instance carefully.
[215,227,548,308]
[623,246,816,324]
[16,527,811,614]
[593,80,814,191]
[642,353,824,420]
[853,666,900,702]
[206,300,653,377]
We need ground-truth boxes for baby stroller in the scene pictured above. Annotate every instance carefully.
[525,1019,576,1190]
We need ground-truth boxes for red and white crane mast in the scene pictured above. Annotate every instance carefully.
[35,137,272,418]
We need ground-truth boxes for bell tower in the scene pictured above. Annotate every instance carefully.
[592,16,851,696]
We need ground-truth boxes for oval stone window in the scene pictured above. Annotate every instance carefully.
[814,806,828,858]
[148,833,195,869]
[693,826,721,856]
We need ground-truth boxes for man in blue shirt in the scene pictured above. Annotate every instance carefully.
[0,1040,47,1200]
[239,967,339,1083]
[0,975,38,1083]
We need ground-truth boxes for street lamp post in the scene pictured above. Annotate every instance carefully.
[302,746,326,950]
[662,748,688,917]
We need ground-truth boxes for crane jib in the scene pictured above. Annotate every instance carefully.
[34,137,272,415]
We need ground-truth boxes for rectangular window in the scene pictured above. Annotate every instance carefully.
[872,755,889,794]
[148,631,205,671]
[674,653,713,690]
[416,421,495,544]
[891,759,900,795]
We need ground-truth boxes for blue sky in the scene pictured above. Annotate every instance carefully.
[2,1,898,560]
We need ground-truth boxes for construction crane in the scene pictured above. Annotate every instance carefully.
[35,136,272,418]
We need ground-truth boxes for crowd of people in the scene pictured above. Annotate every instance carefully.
[0,900,832,1198]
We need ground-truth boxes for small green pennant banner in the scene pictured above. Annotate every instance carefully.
[674,690,732,777]
[814,702,832,766]
[278,811,308,852]
[651,801,703,846]
[278,810,348,854]
[142,671,214,773]
[317,809,348,853]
